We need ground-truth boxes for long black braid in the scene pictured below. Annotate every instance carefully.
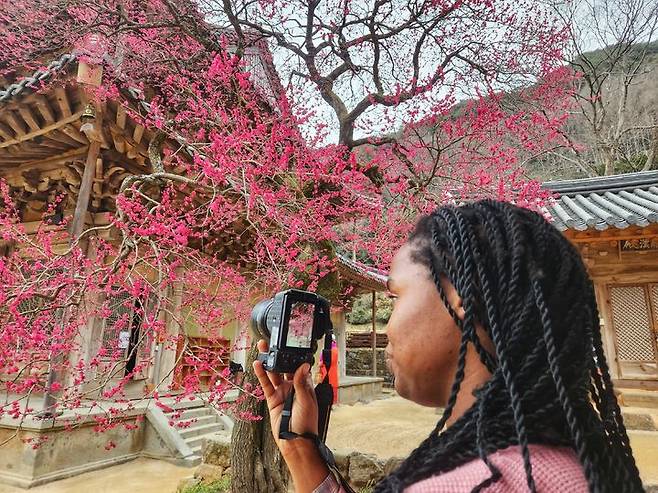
[374,200,644,493]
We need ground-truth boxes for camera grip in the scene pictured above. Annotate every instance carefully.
[256,352,269,365]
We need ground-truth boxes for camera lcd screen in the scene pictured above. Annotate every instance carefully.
[286,301,314,348]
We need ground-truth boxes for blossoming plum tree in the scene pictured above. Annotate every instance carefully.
[1,0,573,489]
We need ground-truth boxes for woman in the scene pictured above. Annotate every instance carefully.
[253,200,644,492]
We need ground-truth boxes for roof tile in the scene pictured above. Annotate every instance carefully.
[544,171,658,231]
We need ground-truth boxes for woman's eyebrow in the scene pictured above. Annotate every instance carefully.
[386,277,394,291]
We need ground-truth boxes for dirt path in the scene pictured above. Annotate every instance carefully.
[1,394,656,492]
[326,393,439,458]
[0,458,194,493]
[326,393,658,486]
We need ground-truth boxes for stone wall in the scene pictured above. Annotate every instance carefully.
[185,435,403,491]
[178,435,232,492]
[0,412,144,488]
[346,348,393,384]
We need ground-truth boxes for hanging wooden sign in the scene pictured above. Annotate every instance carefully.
[620,237,658,252]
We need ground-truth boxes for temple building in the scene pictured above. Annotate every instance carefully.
[0,47,384,487]
[544,171,658,395]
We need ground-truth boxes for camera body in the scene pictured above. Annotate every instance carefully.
[250,289,330,374]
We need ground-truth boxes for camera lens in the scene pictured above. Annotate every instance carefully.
[249,299,273,340]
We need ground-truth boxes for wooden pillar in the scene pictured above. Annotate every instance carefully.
[70,142,101,239]
[158,274,184,389]
[331,308,347,379]
[41,98,102,415]
[371,291,377,377]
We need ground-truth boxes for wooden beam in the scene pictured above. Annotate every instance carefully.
[569,231,658,244]
[0,110,83,149]
[54,87,72,118]
[47,129,82,147]
[59,124,88,145]
[34,95,55,124]
[93,156,103,194]
[70,142,101,239]
[108,121,149,156]
[111,129,126,153]
[17,106,40,132]
[100,148,148,174]
[133,125,144,144]
[4,112,26,137]
[0,121,13,140]
[371,291,377,377]
[35,137,70,150]
[116,104,127,129]
[12,147,88,170]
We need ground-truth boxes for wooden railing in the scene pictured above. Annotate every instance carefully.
[346,332,388,349]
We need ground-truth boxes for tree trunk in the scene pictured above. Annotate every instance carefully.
[231,346,290,493]
[602,146,616,176]
[642,122,658,171]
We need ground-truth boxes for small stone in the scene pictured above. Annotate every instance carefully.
[194,464,224,483]
[176,476,200,492]
[622,412,656,431]
[223,467,232,477]
[348,451,384,488]
[383,456,403,475]
[333,449,351,480]
[202,437,232,467]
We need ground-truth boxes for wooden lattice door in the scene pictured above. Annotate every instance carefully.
[100,292,154,380]
[608,284,658,380]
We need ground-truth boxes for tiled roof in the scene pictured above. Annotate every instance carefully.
[543,171,658,231]
[336,255,387,292]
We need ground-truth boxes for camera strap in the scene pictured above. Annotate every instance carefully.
[278,314,356,492]
[279,328,333,442]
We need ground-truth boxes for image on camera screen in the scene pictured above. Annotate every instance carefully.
[286,302,314,348]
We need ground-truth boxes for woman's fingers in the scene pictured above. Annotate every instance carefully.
[293,363,316,406]
[255,339,283,387]
[253,360,277,399]
[254,339,283,388]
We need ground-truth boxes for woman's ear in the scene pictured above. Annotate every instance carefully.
[440,276,465,321]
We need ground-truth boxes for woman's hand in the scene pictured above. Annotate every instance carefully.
[253,339,330,492]
[252,339,319,454]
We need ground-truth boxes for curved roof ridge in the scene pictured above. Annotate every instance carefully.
[543,170,658,196]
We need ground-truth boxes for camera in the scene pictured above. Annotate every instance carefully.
[250,289,330,374]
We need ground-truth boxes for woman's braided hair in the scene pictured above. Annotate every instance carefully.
[374,200,643,493]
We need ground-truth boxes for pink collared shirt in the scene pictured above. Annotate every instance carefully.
[313,444,588,492]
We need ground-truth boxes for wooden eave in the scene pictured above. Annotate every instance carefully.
[0,78,191,219]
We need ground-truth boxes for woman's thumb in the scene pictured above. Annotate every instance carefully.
[293,363,315,401]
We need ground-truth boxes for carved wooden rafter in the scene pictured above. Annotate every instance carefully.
[0,79,196,230]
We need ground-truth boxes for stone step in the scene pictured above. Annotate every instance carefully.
[171,414,218,428]
[185,430,231,450]
[619,390,658,409]
[168,406,212,420]
[622,406,658,431]
[181,455,202,467]
[180,422,225,440]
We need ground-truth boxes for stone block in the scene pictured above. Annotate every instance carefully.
[348,451,384,488]
[177,476,200,492]
[622,412,657,431]
[194,463,224,483]
[202,437,231,467]
[383,456,404,475]
[333,448,351,480]
[346,348,392,382]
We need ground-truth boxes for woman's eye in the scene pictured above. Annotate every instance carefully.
[386,292,397,301]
